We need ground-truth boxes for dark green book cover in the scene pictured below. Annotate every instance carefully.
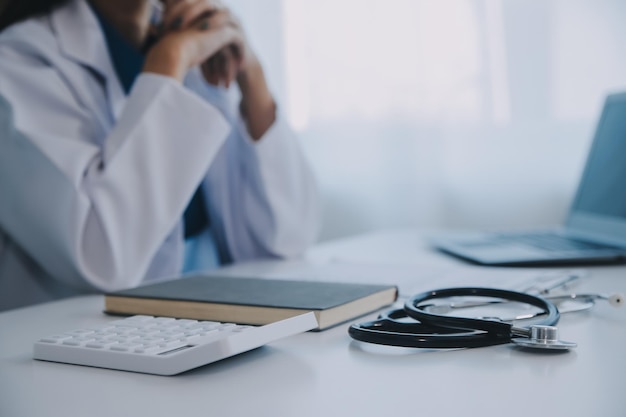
[105,275,398,330]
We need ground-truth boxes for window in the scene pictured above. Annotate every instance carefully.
[232,0,626,240]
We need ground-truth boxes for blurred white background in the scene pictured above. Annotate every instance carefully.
[228,0,626,242]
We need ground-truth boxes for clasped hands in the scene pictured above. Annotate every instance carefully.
[144,0,275,139]
[145,0,254,87]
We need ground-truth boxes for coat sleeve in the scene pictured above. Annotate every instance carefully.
[0,45,231,292]
[184,68,321,262]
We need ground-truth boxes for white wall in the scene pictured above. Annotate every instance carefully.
[230,0,626,241]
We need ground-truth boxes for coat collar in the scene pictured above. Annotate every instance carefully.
[50,0,126,118]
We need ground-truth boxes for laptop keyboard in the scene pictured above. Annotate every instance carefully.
[494,233,616,252]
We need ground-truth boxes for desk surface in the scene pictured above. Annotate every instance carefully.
[2,229,626,417]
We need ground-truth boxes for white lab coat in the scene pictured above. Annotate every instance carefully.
[0,0,319,311]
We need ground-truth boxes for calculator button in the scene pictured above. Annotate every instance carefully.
[39,335,73,343]
[110,343,142,352]
[134,341,188,355]
[62,339,85,346]
[233,326,253,332]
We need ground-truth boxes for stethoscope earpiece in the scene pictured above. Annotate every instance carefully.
[608,293,625,308]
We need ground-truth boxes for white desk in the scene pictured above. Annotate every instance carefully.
[2,229,626,417]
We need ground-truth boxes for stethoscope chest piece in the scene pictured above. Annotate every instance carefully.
[511,325,577,350]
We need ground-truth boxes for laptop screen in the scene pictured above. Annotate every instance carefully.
[568,92,626,245]
[572,94,626,218]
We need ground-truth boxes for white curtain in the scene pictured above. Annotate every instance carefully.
[229,0,626,241]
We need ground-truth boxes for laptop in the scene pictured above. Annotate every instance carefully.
[432,92,626,266]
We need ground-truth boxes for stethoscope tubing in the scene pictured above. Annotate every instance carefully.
[420,292,620,318]
[405,287,560,333]
[349,309,512,348]
[349,287,560,349]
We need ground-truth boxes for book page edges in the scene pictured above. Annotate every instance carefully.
[104,287,397,331]
[316,287,398,329]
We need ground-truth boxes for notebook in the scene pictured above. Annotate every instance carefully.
[432,92,626,266]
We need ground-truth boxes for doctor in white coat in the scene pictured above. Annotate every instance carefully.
[0,0,320,311]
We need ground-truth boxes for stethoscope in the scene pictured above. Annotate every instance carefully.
[349,287,624,351]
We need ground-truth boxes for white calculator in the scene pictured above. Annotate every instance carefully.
[33,312,317,375]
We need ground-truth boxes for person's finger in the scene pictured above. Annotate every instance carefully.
[229,42,245,65]
[220,46,239,88]
[217,48,230,88]
[201,58,221,85]
[200,45,237,87]
[162,0,224,31]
